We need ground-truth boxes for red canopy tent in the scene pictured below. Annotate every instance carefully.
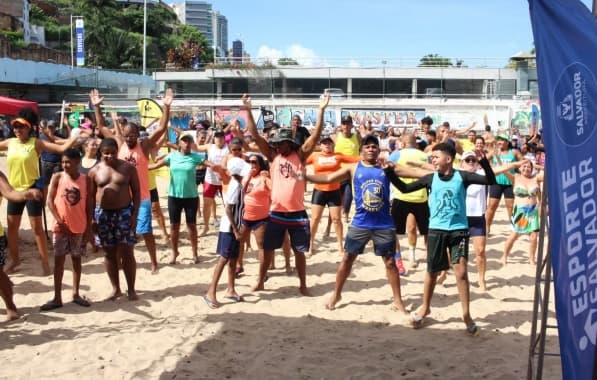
[0,95,39,116]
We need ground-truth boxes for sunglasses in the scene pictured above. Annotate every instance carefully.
[12,124,28,130]
[464,158,478,163]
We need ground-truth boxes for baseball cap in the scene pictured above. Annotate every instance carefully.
[511,135,520,141]
[178,132,194,142]
[496,133,510,142]
[461,151,476,160]
[362,134,379,146]
[227,156,250,177]
[261,108,274,123]
[341,115,353,124]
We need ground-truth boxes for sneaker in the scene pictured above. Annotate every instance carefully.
[395,258,407,276]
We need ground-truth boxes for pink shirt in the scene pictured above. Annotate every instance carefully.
[243,175,271,220]
[270,151,306,212]
[53,173,87,234]
[118,143,150,200]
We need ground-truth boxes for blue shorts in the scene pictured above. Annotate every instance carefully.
[263,211,310,253]
[94,204,137,248]
[344,225,395,256]
[467,215,486,237]
[242,217,269,230]
[216,232,240,259]
[136,198,153,235]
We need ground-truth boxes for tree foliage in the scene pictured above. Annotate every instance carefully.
[27,0,212,71]
[418,54,453,67]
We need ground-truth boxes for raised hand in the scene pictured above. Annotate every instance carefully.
[319,94,330,110]
[163,88,174,107]
[89,89,104,107]
[241,93,252,110]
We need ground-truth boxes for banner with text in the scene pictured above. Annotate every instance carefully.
[529,0,597,378]
[75,18,85,67]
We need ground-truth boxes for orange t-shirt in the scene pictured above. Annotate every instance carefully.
[53,173,88,234]
[243,175,271,221]
[270,151,305,212]
[306,152,359,191]
[118,143,150,200]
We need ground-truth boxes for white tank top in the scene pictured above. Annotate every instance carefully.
[465,169,487,217]
[205,144,229,185]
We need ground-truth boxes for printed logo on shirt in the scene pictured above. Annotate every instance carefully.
[64,186,81,206]
[360,179,383,212]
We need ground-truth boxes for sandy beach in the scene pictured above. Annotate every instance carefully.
[0,157,560,380]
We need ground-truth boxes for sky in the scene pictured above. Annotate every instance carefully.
[167,0,595,67]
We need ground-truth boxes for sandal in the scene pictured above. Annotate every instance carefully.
[466,323,480,336]
[40,300,63,312]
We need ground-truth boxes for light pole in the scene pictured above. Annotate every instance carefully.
[142,0,147,75]
[70,15,83,69]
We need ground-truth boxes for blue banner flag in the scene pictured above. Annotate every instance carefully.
[75,18,85,67]
[528,1,597,379]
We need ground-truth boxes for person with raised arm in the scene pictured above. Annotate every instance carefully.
[244,93,328,296]
[90,88,173,274]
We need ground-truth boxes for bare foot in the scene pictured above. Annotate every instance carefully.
[285,265,294,275]
[252,282,265,292]
[193,255,200,264]
[325,294,341,310]
[500,255,508,267]
[5,261,20,274]
[437,271,447,285]
[390,302,407,314]
[199,228,209,237]
[168,251,180,265]
[299,286,312,296]
[151,264,159,274]
[127,290,139,301]
[5,309,19,321]
[104,290,123,301]
[479,281,487,293]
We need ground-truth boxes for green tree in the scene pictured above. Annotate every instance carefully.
[418,54,453,67]
[278,57,299,65]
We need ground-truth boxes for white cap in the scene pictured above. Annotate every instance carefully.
[461,151,476,160]
[227,157,250,177]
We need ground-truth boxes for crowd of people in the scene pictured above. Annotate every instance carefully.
[0,91,546,335]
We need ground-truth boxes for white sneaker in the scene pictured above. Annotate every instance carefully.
[410,251,418,268]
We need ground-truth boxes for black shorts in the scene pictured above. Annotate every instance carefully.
[167,196,199,224]
[195,168,206,185]
[150,188,159,203]
[426,229,469,273]
[7,198,43,217]
[488,184,514,200]
[311,189,342,207]
[41,160,62,186]
[390,199,429,235]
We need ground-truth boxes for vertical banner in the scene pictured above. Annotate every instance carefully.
[528,1,597,379]
[75,18,85,67]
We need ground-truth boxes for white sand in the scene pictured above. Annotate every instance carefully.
[0,160,560,379]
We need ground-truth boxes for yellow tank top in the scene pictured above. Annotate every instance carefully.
[334,133,359,163]
[148,156,157,190]
[7,137,39,191]
[390,148,429,203]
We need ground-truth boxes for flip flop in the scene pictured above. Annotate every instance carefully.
[72,296,91,307]
[203,295,220,309]
[410,312,425,329]
[225,295,244,303]
[466,323,480,336]
[40,300,63,312]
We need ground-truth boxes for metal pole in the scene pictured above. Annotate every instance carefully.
[143,0,147,76]
[70,15,73,69]
[593,0,597,17]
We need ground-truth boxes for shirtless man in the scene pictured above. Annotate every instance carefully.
[88,138,141,301]
[90,88,172,273]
